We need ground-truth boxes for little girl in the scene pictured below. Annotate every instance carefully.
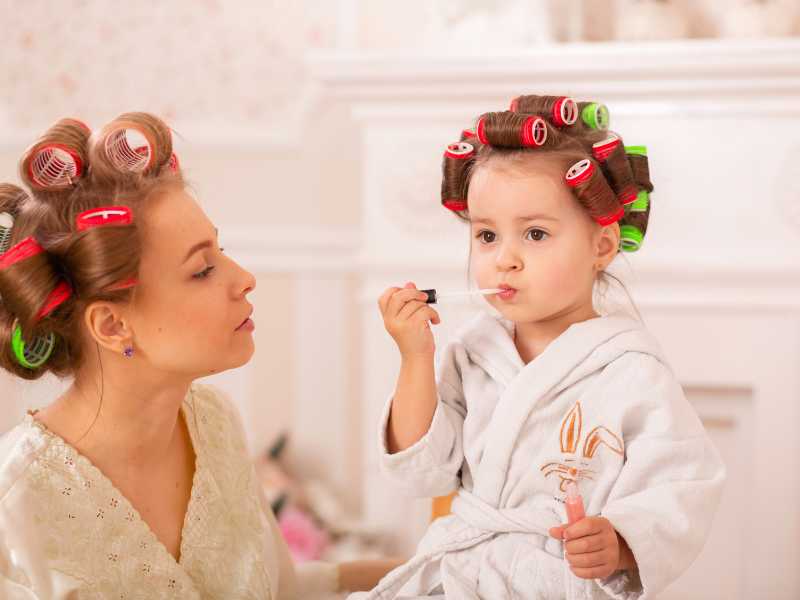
[362,96,726,599]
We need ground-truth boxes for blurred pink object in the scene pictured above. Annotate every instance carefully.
[278,505,330,562]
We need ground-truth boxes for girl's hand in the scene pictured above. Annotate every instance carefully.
[549,516,636,580]
[378,282,440,358]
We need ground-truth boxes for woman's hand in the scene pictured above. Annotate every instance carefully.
[378,282,440,358]
[549,516,637,580]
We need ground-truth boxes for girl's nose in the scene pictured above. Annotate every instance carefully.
[496,244,522,272]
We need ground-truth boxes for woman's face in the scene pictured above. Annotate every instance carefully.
[128,188,256,379]
[467,157,616,324]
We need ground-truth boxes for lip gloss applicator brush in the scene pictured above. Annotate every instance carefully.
[420,288,502,304]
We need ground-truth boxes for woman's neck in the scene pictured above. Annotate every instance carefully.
[36,364,193,470]
[513,301,599,364]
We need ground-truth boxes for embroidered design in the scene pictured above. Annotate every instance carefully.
[539,401,624,492]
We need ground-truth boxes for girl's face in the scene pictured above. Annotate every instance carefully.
[127,188,256,379]
[468,157,617,325]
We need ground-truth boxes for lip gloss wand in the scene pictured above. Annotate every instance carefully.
[420,288,502,304]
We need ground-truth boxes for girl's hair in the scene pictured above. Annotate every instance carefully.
[0,113,183,380]
[440,95,653,251]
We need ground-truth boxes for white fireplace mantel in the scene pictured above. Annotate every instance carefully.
[309,38,800,114]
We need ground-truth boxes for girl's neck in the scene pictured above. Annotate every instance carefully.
[513,301,599,364]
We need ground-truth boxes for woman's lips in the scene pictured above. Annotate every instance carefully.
[236,317,255,332]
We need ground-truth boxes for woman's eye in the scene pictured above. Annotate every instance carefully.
[526,228,549,242]
[193,265,215,279]
[477,230,496,244]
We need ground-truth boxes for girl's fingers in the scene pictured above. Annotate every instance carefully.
[397,299,426,322]
[565,533,607,555]
[378,287,401,315]
[570,565,614,580]
[565,517,605,540]
[401,303,439,325]
[387,288,429,319]
[565,549,610,569]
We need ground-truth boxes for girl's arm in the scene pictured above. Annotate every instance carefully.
[378,282,441,453]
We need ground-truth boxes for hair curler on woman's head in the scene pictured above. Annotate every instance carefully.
[0,112,184,380]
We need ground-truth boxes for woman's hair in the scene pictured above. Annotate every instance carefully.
[440,95,653,252]
[0,113,183,380]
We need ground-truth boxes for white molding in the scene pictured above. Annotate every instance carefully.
[307,38,800,116]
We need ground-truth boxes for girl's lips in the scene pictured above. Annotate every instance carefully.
[497,286,517,301]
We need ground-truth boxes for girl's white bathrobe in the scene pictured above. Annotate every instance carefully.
[356,312,725,600]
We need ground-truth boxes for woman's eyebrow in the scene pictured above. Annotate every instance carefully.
[182,228,218,264]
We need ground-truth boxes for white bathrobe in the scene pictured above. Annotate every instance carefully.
[354,312,725,600]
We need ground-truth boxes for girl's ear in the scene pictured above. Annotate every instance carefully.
[595,222,621,271]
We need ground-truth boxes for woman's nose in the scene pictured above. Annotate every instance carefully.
[234,261,256,296]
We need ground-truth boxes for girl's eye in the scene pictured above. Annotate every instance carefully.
[526,228,549,242]
[193,265,215,279]
[476,230,496,244]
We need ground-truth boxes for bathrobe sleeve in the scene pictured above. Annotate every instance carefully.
[596,354,726,600]
[377,342,467,498]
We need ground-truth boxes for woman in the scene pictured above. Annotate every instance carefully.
[0,113,397,598]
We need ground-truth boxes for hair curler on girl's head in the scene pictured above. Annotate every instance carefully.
[439,94,655,252]
[0,112,184,380]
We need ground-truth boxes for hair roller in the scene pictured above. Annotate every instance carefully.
[578,102,610,131]
[510,95,578,127]
[92,112,174,180]
[476,112,557,149]
[592,134,638,205]
[625,145,653,193]
[0,184,28,254]
[441,142,475,213]
[20,118,90,191]
[0,237,72,330]
[564,159,624,226]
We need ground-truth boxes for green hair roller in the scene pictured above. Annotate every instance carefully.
[625,145,647,157]
[11,321,56,369]
[581,103,610,131]
[619,225,644,253]
[629,190,649,213]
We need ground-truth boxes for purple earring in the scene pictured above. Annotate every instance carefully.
[123,346,134,358]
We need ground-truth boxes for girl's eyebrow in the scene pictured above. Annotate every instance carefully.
[516,214,559,222]
[471,214,558,225]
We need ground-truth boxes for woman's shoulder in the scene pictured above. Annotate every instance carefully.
[0,416,55,505]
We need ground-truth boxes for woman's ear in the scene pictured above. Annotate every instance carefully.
[595,222,621,271]
[83,301,134,354]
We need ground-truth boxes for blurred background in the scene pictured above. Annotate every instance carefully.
[1,1,799,598]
